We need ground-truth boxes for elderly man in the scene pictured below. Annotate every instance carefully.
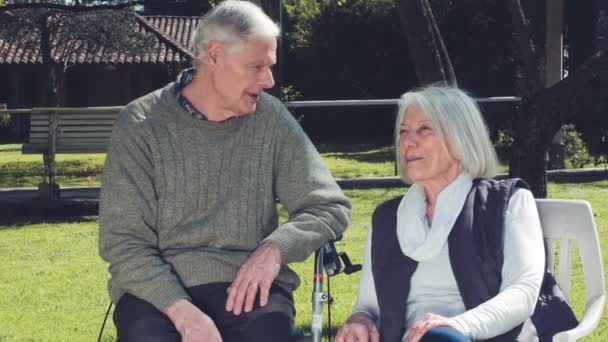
[98,1,351,341]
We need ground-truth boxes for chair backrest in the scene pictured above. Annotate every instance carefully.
[536,199,605,299]
[535,198,605,306]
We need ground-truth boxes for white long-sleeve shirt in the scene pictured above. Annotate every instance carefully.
[352,175,545,341]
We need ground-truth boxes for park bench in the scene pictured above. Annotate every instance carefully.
[21,107,122,199]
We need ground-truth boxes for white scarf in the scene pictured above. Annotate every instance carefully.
[396,173,473,261]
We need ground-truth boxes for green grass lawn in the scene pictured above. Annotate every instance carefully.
[0,144,606,341]
[0,144,105,188]
[0,143,509,188]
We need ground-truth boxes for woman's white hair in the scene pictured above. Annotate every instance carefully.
[394,85,498,183]
[192,0,280,63]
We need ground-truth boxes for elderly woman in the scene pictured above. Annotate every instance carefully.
[335,86,576,342]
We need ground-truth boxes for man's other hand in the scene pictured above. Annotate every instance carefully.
[225,242,282,315]
[165,299,223,342]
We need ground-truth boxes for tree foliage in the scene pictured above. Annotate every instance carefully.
[283,0,416,100]
[283,0,320,51]
[562,125,595,169]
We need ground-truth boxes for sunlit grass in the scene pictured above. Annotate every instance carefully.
[1,143,606,341]
[1,181,606,341]
[0,144,105,188]
[0,143,512,188]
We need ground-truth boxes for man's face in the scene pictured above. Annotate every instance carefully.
[213,36,277,116]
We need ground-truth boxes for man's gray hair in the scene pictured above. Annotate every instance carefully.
[192,0,280,63]
[394,85,498,183]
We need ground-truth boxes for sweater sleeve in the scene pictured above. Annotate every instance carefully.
[98,104,190,312]
[262,103,352,263]
[451,189,545,339]
[352,225,380,322]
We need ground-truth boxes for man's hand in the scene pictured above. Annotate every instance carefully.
[165,299,223,342]
[334,312,379,342]
[225,242,282,315]
[406,313,462,342]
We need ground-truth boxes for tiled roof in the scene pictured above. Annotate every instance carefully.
[0,14,199,65]
[143,16,202,52]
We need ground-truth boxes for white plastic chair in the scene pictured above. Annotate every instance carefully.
[535,199,606,341]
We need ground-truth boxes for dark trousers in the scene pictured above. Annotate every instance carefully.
[420,326,472,342]
[113,282,295,342]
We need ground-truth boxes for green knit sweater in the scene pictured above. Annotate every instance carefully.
[99,84,351,312]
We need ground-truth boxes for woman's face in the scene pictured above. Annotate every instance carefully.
[398,105,460,186]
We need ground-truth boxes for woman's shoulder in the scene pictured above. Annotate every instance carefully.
[372,195,404,219]
[472,177,531,195]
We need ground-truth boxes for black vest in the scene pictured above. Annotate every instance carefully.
[371,178,577,342]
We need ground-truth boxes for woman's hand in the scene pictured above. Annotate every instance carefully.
[335,312,379,342]
[406,313,462,342]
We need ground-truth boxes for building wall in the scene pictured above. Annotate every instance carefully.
[0,63,185,141]
[0,65,48,141]
[64,64,179,107]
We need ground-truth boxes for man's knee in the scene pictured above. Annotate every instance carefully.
[113,294,180,342]
[116,318,180,342]
[223,311,292,342]
[242,286,294,341]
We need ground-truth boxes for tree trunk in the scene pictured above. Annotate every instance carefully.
[507,0,605,197]
[39,14,58,108]
[396,0,457,86]
[509,99,551,197]
[510,49,608,197]
[39,14,61,192]
[530,50,608,130]
[506,0,548,197]
[506,0,543,96]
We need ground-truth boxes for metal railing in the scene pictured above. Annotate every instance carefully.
[285,96,521,108]
[0,108,33,115]
[0,97,522,183]
[0,97,522,182]
[0,96,522,114]
[0,107,123,115]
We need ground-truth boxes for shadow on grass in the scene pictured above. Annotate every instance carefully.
[0,215,98,227]
[591,181,608,189]
[324,149,394,164]
[345,187,407,199]
[318,144,394,164]
[317,143,387,154]
[548,173,608,184]
[0,200,98,227]
[1,159,103,175]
